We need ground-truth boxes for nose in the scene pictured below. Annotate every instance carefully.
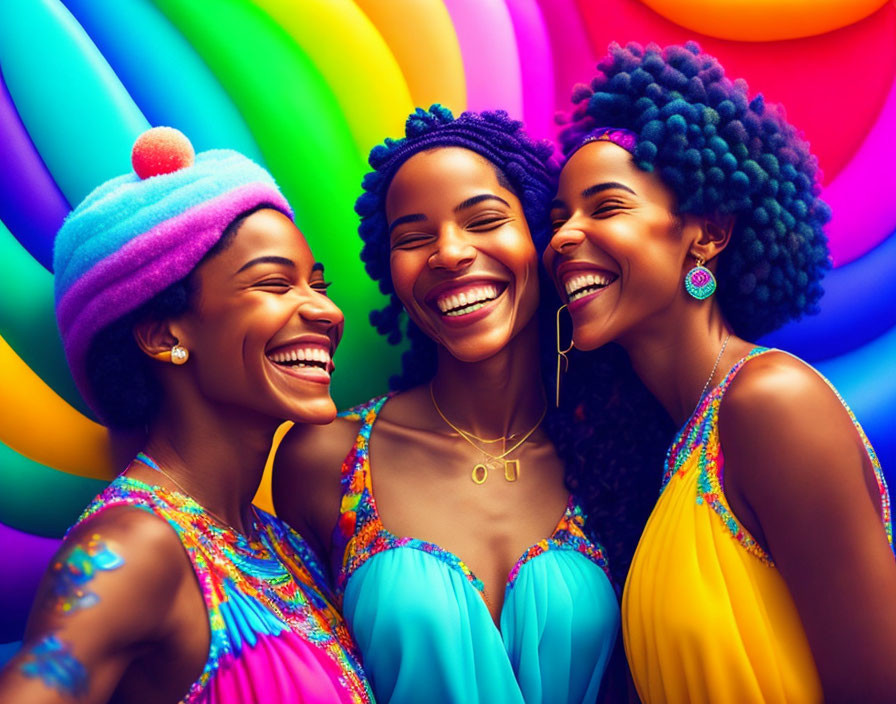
[299,289,345,337]
[549,224,586,254]
[428,226,476,271]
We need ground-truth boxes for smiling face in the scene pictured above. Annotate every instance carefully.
[545,141,698,351]
[385,147,539,362]
[173,208,344,424]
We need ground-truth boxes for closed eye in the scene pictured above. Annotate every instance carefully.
[592,201,628,217]
[467,215,511,231]
[255,278,291,290]
[391,233,434,250]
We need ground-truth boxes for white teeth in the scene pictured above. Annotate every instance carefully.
[563,272,614,301]
[436,284,499,314]
[268,347,331,366]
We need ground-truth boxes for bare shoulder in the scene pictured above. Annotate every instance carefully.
[272,415,364,553]
[34,506,192,634]
[0,506,195,703]
[719,350,855,448]
[718,348,878,539]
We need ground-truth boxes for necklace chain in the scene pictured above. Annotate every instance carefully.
[429,383,546,485]
[694,332,731,415]
[135,452,255,538]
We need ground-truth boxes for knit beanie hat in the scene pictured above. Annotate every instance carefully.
[54,127,292,413]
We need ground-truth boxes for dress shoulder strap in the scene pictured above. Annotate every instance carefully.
[331,395,390,582]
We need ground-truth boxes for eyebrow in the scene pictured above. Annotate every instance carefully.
[454,193,511,212]
[581,181,637,198]
[388,213,426,235]
[237,255,296,273]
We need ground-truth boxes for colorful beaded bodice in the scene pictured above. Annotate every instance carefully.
[332,395,612,597]
[660,347,893,563]
[76,473,372,704]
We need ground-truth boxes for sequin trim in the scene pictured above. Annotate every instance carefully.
[333,396,613,598]
[75,474,372,704]
[662,347,894,564]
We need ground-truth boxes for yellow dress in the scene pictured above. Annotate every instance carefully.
[622,348,893,704]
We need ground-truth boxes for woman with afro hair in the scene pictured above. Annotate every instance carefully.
[274,106,620,703]
[545,42,896,703]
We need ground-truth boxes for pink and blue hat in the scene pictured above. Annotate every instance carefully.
[54,127,292,413]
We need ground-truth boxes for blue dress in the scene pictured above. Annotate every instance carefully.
[332,396,620,704]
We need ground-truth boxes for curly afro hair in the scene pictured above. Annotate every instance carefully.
[354,104,559,390]
[559,41,831,339]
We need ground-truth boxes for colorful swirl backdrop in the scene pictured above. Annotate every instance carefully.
[0,0,894,657]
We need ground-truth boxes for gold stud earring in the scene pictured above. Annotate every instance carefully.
[150,344,189,365]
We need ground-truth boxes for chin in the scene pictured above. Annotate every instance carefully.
[293,401,338,425]
[441,326,517,363]
[572,322,610,352]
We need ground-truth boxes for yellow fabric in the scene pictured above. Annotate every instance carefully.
[622,349,823,704]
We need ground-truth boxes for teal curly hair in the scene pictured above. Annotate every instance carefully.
[559,41,831,338]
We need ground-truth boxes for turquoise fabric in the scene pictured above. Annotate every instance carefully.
[333,396,620,704]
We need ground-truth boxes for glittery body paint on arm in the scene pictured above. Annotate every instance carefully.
[50,533,124,614]
[19,635,88,698]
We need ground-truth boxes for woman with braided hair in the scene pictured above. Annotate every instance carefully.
[274,106,619,703]
[545,42,896,702]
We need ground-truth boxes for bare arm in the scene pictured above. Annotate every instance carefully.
[720,355,896,703]
[0,508,195,704]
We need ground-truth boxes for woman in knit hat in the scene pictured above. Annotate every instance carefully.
[0,128,372,704]
[545,42,896,702]
[274,106,620,704]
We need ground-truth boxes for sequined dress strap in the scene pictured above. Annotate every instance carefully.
[661,346,893,564]
[331,395,390,589]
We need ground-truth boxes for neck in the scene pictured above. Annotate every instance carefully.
[618,301,743,426]
[430,319,546,438]
[139,396,278,535]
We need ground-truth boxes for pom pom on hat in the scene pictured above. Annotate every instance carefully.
[131,126,195,179]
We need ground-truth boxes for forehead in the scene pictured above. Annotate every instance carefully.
[559,141,642,192]
[557,141,677,211]
[385,147,509,216]
[200,208,313,273]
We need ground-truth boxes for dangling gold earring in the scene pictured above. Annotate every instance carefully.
[150,344,189,365]
[555,304,574,407]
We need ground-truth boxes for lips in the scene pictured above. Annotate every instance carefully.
[425,279,508,319]
[563,271,617,303]
[265,338,334,382]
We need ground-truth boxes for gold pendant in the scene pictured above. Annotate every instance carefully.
[472,463,488,485]
[503,459,520,482]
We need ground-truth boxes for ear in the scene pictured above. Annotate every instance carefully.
[689,213,735,266]
[133,318,182,361]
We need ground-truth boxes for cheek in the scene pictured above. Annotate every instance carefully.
[389,253,425,305]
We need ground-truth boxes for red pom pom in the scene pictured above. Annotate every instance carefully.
[131,127,195,179]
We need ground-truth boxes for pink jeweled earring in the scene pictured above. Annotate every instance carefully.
[684,256,716,300]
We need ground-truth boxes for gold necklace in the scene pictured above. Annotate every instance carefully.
[429,383,546,485]
[136,452,256,538]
